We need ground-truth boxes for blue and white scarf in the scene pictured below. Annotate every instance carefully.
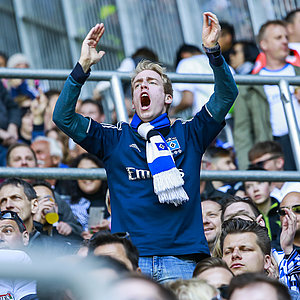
[131,113,189,206]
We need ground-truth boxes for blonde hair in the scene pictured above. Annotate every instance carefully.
[166,278,218,300]
[131,60,173,97]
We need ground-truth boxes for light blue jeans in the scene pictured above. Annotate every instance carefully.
[139,256,197,283]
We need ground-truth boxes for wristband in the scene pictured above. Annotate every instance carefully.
[202,42,220,53]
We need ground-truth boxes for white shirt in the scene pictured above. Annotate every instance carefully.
[172,55,214,116]
[270,181,300,202]
[0,250,36,300]
[259,64,300,136]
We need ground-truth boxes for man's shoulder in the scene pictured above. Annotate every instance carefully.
[282,181,300,192]
[89,119,130,134]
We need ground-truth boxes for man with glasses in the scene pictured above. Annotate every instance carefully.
[244,166,281,250]
[248,141,300,202]
[88,230,141,272]
[275,192,300,294]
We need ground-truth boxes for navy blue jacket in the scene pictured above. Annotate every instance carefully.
[53,53,238,256]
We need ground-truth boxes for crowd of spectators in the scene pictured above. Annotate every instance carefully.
[0,8,299,300]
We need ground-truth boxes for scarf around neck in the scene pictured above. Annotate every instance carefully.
[131,113,189,206]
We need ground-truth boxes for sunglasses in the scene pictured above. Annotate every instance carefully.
[277,205,300,216]
[248,155,281,169]
[0,210,27,232]
[113,232,130,240]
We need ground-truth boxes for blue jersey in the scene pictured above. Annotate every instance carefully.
[79,109,224,256]
[53,51,238,257]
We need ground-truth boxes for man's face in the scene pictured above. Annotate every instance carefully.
[31,140,54,168]
[280,192,300,232]
[7,146,36,168]
[0,219,28,249]
[80,103,104,123]
[93,243,133,271]
[222,232,270,275]
[260,24,289,62]
[250,153,283,171]
[0,184,34,225]
[201,201,222,246]
[223,202,256,222]
[244,181,271,206]
[132,70,172,122]
[196,267,233,289]
[230,282,278,300]
[212,156,236,171]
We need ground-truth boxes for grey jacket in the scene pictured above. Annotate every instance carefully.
[233,65,300,169]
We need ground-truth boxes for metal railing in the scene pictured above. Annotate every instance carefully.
[2,168,300,182]
[1,67,300,171]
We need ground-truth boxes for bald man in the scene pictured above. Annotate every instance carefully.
[280,192,300,250]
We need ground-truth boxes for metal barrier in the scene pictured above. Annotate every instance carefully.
[1,67,300,170]
[2,167,300,182]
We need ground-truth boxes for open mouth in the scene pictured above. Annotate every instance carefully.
[141,93,151,108]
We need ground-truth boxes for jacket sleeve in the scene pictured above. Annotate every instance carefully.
[0,80,21,129]
[205,51,239,123]
[52,63,90,143]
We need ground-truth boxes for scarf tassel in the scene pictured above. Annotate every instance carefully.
[153,167,189,206]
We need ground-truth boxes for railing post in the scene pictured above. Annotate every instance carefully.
[110,75,129,122]
[279,79,300,170]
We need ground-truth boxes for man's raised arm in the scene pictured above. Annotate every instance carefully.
[53,24,106,143]
[201,12,238,123]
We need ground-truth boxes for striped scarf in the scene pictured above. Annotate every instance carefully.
[131,113,189,206]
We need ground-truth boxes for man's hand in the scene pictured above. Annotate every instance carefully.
[56,221,72,236]
[266,254,279,279]
[7,123,18,141]
[31,88,48,125]
[202,12,221,48]
[80,219,111,240]
[280,208,297,255]
[78,23,106,73]
[33,197,56,225]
